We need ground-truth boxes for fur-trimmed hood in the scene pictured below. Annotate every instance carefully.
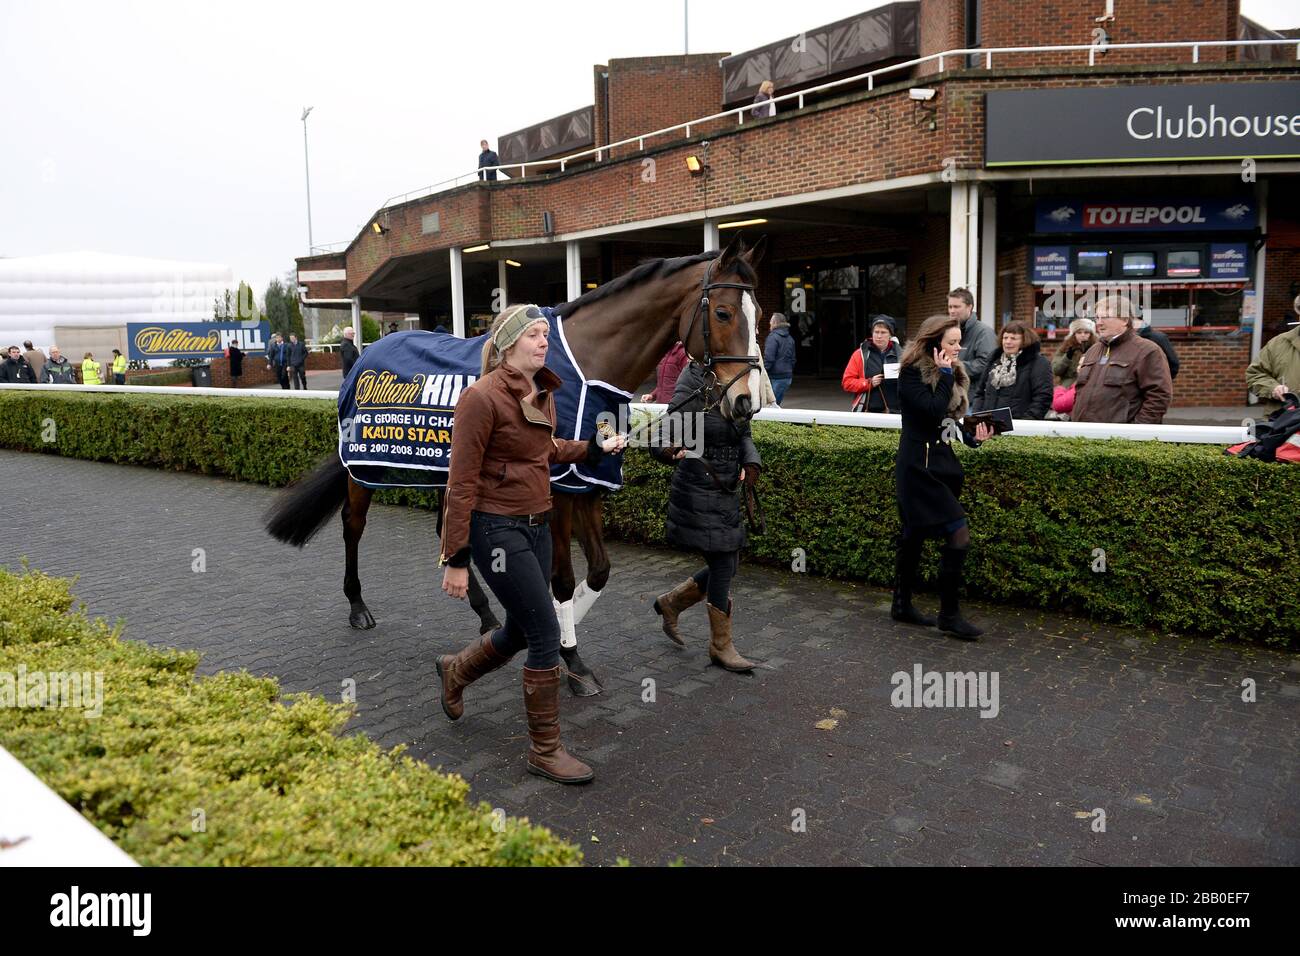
[916,351,970,414]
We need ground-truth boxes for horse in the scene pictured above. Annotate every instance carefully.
[264,234,767,696]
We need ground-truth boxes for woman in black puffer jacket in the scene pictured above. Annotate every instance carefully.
[650,360,762,673]
[971,320,1053,420]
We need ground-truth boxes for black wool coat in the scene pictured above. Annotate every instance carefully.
[971,342,1053,420]
[652,362,762,554]
[895,356,978,534]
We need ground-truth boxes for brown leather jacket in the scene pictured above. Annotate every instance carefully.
[1072,329,1173,425]
[441,362,597,566]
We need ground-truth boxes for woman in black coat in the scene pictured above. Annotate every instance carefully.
[651,360,762,672]
[971,320,1053,419]
[893,314,994,640]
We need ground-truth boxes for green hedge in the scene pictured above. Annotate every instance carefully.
[1,390,1296,646]
[0,566,580,866]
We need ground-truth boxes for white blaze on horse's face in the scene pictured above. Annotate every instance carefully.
[742,293,762,412]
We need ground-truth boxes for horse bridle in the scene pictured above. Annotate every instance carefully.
[678,257,761,412]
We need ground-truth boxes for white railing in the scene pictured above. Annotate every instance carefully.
[379,38,1300,210]
[1,383,1248,443]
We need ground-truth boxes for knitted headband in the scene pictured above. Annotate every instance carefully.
[492,304,548,354]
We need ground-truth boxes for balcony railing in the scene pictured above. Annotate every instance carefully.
[374,38,1299,212]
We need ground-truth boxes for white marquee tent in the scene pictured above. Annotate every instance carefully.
[0,251,234,357]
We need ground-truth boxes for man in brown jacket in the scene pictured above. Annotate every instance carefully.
[1072,293,1173,425]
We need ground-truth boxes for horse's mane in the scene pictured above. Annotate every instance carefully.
[553,249,756,319]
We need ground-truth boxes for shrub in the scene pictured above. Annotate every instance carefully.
[0,566,580,866]
[1,390,1296,645]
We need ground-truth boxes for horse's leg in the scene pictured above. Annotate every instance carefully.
[571,492,611,622]
[434,489,500,637]
[551,492,601,697]
[342,478,376,629]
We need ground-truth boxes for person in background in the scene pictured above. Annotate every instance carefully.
[267,333,290,389]
[1072,293,1172,424]
[340,326,360,379]
[751,80,776,119]
[762,313,796,405]
[80,352,102,386]
[42,347,76,384]
[227,342,244,387]
[842,315,902,413]
[947,288,995,389]
[287,333,308,390]
[1245,294,1300,413]
[641,340,689,404]
[477,140,509,181]
[971,320,1053,420]
[1,345,37,383]
[1048,317,1096,420]
[893,315,994,640]
[23,341,45,382]
[1136,315,1180,379]
[111,348,127,385]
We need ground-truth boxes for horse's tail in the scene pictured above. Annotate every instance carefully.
[264,454,349,547]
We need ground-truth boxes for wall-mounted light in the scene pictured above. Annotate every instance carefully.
[585,282,598,289]
[463,244,490,253]
[686,155,704,175]
[505,259,522,268]
[371,221,389,236]
[719,217,768,230]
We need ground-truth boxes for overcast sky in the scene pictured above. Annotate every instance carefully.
[1,0,1295,302]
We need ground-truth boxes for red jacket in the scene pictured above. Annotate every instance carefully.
[651,342,689,403]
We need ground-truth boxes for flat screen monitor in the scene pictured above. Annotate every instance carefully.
[1076,250,1109,279]
[1122,252,1157,276]
[1167,250,1202,277]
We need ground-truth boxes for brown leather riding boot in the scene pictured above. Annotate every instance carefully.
[522,665,594,784]
[436,632,511,721]
[706,601,756,673]
[653,577,705,646]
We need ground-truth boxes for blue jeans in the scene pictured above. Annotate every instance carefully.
[469,511,559,669]
[770,377,792,404]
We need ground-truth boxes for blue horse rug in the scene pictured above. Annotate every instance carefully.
[337,309,629,492]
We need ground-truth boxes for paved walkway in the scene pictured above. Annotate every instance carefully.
[2,449,1297,866]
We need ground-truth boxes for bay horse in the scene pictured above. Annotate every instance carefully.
[264,234,767,696]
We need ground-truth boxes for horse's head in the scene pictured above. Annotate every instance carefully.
[678,235,767,422]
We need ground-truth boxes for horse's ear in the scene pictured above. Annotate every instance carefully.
[717,233,743,266]
[742,235,768,269]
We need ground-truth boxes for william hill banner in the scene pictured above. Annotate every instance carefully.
[126,321,270,360]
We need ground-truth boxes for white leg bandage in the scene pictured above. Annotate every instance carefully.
[571,581,603,625]
[554,598,577,649]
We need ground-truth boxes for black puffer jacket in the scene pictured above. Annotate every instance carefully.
[971,342,1053,420]
[652,362,761,553]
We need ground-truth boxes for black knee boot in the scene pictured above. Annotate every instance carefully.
[891,536,936,627]
[937,546,982,640]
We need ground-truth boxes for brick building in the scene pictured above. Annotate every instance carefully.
[297,0,1300,407]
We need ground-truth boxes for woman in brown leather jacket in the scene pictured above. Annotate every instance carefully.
[437,304,625,784]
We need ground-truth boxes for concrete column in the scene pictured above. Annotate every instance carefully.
[980,188,997,329]
[351,297,361,345]
[1250,179,1268,365]
[566,240,582,302]
[450,247,466,337]
[497,259,509,311]
[949,183,972,297]
[703,219,720,251]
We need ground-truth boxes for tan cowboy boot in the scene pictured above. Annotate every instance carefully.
[522,666,594,784]
[706,601,756,673]
[436,632,511,721]
[653,577,705,646]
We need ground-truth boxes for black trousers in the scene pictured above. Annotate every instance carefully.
[290,364,307,389]
[691,550,739,608]
[274,365,290,389]
[469,511,559,670]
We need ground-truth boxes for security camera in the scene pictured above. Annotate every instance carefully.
[909,88,937,101]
